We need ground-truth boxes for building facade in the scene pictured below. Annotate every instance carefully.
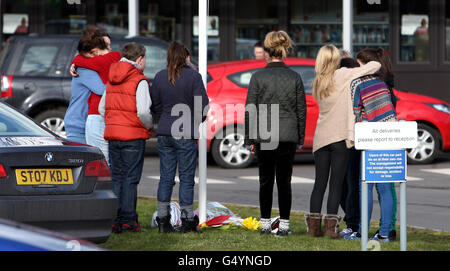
[1,0,449,102]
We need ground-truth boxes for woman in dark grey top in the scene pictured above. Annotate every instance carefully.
[244,30,307,237]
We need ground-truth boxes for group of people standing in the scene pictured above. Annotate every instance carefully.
[64,25,208,234]
[65,25,398,240]
[246,31,397,242]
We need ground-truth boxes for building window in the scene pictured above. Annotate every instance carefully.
[2,0,30,40]
[191,0,220,63]
[399,0,430,62]
[235,0,278,60]
[353,0,389,55]
[289,0,389,59]
[290,0,342,58]
[44,1,87,35]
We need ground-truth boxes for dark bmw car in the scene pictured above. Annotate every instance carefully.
[0,101,117,243]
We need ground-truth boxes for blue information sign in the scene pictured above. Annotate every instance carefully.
[362,150,406,182]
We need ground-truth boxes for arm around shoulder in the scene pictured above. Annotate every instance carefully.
[337,61,381,81]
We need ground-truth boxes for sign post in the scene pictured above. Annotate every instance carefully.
[198,0,208,225]
[355,121,417,251]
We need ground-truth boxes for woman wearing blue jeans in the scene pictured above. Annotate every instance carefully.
[345,48,397,242]
[150,41,209,234]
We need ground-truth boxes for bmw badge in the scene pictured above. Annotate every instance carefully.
[45,152,54,162]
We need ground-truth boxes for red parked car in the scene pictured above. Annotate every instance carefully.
[205,58,450,168]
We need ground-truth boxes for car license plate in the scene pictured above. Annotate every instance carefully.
[15,169,73,185]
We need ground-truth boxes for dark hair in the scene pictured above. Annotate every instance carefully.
[77,35,107,55]
[356,47,393,81]
[167,41,189,85]
[77,25,108,55]
[254,41,263,48]
[340,57,360,68]
[121,42,146,62]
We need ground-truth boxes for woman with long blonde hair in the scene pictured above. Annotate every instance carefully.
[305,44,381,239]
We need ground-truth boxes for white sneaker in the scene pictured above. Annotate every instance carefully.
[339,228,353,237]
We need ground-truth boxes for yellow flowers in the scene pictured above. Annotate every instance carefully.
[242,217,262,231]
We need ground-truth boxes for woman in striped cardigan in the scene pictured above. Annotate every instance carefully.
[345,48,397,243]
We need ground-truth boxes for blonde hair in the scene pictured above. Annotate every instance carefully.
[313,44,341,100]
[264,30,293,60]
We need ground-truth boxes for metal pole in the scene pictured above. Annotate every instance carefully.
[198,0,208,224]
[361,181,368,251]
[400,182,407,251]
[128,0,139,38]
[342,0,353,55]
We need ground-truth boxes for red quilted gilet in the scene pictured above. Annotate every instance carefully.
[104,61,151,141]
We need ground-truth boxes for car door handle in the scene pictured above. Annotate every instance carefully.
[24,82,37,91]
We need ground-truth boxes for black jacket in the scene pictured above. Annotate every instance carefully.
[244,61,307,146]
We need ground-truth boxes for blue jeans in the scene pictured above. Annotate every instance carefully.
[376,183,397,231]
[359,182,394,237]
[157,136,198,208]
[108,139,146,225]
[66,131,86,144]
[85,114,109,165]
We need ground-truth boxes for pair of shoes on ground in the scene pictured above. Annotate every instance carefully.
[260,228,292,237]
[305,213,342,239]
[343,231,390,243]
[261,218,291,237]
[112,221,142,234]
[156,215,202,234]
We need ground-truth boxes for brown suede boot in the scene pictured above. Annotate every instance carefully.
[305,213,324,237]
[324,214,342,239]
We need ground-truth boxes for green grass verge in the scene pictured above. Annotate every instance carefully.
[101,197,450,251]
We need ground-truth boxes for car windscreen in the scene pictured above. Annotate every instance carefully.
[0,103,53,137]
[227,65,315,95]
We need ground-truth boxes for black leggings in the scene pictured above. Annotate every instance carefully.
[256,142,297,220]
[310,141,349,215]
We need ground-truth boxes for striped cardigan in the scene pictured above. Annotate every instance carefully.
[350,75,397,122]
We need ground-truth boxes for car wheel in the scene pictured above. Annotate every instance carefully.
[211,126,255,168]
[406,123,441,164]
[34,107,67,138]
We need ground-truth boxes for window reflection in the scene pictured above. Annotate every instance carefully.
[399,0,430,62]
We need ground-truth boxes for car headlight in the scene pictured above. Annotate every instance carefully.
[426,103,450,114]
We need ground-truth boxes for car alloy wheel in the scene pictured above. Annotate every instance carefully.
[406,123,440,164]
[34,107,67,139]
[40,117,66,138]
[211,126,255,168]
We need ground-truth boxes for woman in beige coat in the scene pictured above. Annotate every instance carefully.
[305,44,381,239]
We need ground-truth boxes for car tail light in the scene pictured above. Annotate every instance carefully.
[84,159,111,182]
[0,163,7,178]
[0,75,13,98]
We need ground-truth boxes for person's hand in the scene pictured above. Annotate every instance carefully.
[70,64,78,77]
[250,144,255,155]
[245,144,255,155]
